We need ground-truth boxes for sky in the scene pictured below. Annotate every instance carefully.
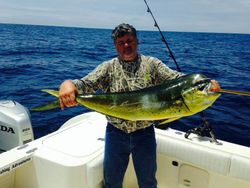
[0,0,250,34]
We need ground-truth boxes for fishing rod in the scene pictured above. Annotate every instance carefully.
[143,0,217,142]
[143,0,181,72]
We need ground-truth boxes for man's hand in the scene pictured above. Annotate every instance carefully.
[210,80,221,92]
[59,80,78,110]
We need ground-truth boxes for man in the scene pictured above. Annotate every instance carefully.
[59,23,220,188]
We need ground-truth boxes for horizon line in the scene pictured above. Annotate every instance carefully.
[0,22,249,35]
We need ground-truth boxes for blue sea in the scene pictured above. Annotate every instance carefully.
[0,23,249,147]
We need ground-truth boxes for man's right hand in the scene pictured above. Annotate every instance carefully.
[59,80,78,110]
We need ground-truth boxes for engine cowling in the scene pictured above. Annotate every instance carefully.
[0,100,34,153]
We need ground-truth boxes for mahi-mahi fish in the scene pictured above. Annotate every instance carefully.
[32,74,221,123]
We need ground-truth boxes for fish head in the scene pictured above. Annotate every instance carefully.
[181,74,221,113]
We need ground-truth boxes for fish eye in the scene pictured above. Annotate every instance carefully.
[194,78,211,86]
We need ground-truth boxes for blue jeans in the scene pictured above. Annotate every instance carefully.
[104,123,157,188]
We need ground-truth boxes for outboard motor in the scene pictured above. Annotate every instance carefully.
[0,100,34,153]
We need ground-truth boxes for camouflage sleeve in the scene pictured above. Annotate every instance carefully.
[153,58,184,84]
[73,61,111,94]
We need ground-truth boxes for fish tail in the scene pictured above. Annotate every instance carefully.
[31,100,60,111]
[31,89,60,111]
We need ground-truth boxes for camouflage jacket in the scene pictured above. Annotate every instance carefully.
[73,54,183,133]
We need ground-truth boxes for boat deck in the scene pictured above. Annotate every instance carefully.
[1,112,250,188]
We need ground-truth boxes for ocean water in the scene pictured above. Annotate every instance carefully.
[0,23,249,147]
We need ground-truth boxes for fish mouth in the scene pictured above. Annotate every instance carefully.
[194,78,215,95]
[200,82,221,96]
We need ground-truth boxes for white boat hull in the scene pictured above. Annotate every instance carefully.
[1,112,250,188]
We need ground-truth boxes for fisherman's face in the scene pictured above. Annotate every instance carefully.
[115,34,138,62]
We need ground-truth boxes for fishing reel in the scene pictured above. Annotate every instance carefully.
[184,112,221,145]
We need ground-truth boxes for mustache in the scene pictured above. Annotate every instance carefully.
[124,47,132,53]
